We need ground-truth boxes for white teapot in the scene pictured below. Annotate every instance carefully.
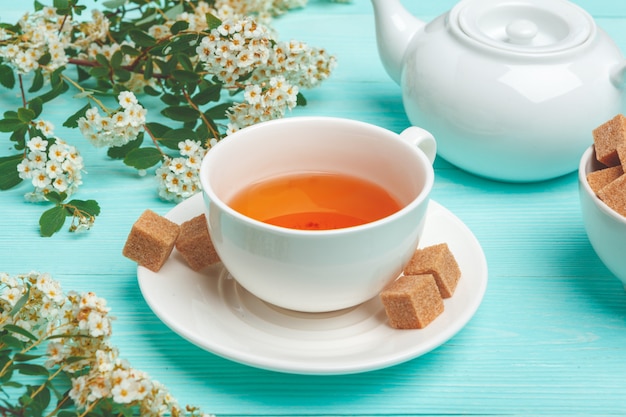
[371,0,626,182]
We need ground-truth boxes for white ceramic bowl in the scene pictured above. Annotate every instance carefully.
[578,146,626,288]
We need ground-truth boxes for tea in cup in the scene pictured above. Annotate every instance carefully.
[200,116,436,312]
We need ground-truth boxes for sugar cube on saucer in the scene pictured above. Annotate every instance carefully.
[123,209,180,272]
[404,243,460,298]
[176,214,221,271]
[380,274,444,329]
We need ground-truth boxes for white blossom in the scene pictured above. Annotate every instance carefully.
[77,92,146,148]
[17,137,84,200]
[156,140,207,203]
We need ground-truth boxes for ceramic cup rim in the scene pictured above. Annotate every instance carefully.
[199,116,435,237]
[578,145,626,225]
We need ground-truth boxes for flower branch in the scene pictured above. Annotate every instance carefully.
[0,0,338,236]
[0,271,214,416]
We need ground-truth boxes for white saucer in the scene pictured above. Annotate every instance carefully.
[137,193,488,375]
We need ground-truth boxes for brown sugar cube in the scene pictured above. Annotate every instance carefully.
[380,274,444,329]
[122,209,180,272]
[592,114,626,167]
[404,243,460,298]
[618,142,626,172]
[597,174,626,217]
[587,165,624,195]
[175,214,220,271]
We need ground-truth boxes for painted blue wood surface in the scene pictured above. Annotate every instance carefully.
[2,1,626,415]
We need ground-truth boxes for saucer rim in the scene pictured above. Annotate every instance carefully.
[137,193,488,375]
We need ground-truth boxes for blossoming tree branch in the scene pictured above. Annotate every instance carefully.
[0,0,337,236]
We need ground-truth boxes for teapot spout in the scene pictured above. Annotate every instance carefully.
[371,0,424,85]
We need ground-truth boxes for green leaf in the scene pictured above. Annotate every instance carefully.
[36,80,69,104]
[110,50,123,69]
[0,334,24,350]
[0,64,16,89]
[204,102,233,120]
[28,97,43,118]
[17,107,36,123]
[107,132,143,159]
[95,53,110,68]
[160,93,181,106]
[39,206,68,237]
[144,122,170,138]
[195,123,211,143]
[16,363,50,377]
[73,4,87,16]
[171,69,199,83]
[67,199,101,217]
[134,10,158,26]
[37,52,52,67]
[0,154,23,190]
[57,411,80,417]
[89,65,110,79]
[124,147,163,169]
[0,118,25,132]
[10,125,28,149]
[0,353,12,370]
[49,65,65,86]
[164,3,185,20]
[44,191,68,204]
[121,44,141,57]
[19,392,33,407]
[9,287,30,317]
[297,92,307,106]
[102,0,127,8]
[192,83,221,105]
[3,324,37,342]
[170,20,189,35]
[167,33,201,54]
[62,104,90,128]
[159,128,198,150]
[206,13,222,30]
[13,353,44,362]
[147,42,168,57]
[114,68,132,82]
[129,29,156,47]
[76,65,91,82]
[26,383,51,416]
[144,85,160,96]
[175,53,193,72]
[29,68,44,93]
[161,105,199,122]
[64,355,88,364]
[53,0,70,11]
[143,57,154,80]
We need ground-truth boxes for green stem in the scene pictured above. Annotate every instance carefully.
[29,366,66,410]
[182,86,220,140]
[17,74,27,108]
[59,73,110,114]
[142,123,167,156]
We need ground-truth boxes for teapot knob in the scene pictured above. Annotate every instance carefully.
[506,19,538,45]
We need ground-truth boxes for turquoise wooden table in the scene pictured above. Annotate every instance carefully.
[2,0,626,415]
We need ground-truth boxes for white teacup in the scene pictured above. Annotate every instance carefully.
[200,117,436,312]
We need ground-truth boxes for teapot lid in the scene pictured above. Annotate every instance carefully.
[452,0,595,54]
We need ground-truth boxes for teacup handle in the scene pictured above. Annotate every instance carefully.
[399,126,437,164]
